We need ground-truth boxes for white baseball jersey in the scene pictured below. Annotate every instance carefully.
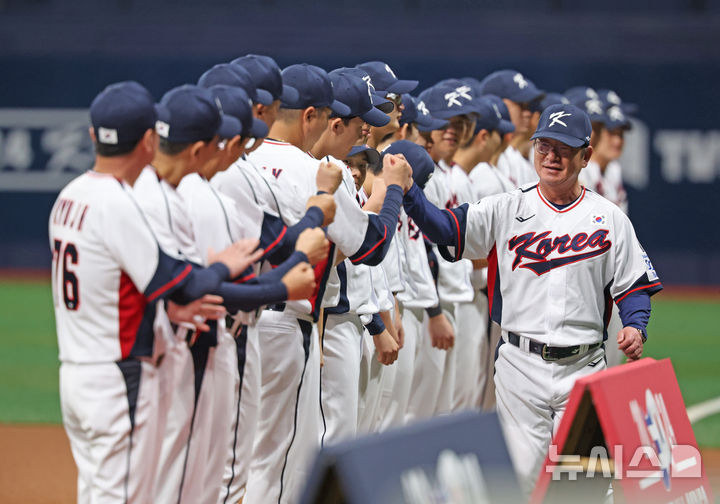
[497,146,538,188]
[579,160,629,214]
[211,154,280,242]
[133,166,202,264]
[50,171,181,363]
[442,184,660,346]
[396,208,438,309]
[470,161,515,200]
[423,161,473,304]
[249,140,371,316]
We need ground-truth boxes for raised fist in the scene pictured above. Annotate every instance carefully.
[381,153,413,193]
[281,262,317,300]
[295,227,330,265]
[316,161,343,194]
[306,193,336,227]
[208,238,263,278]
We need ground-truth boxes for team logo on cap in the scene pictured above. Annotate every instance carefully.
[97,127,118,145]
[214,97,224,113]
[608,106,625,121]
[585,88,599,99]
[513,73,528,89]
[444,90,466,107]
[384,64,397,79]
[155,120,170,138]
[492,103,502,119]
[548,111,571,128]
[607,90,621,105]
[417,101,430,116]
[585,99,603,115]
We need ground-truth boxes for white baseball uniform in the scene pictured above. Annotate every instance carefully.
[403,181,662,494]
[448,162,489,412]
[50,170,190,503]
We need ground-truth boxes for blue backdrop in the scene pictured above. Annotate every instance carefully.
[1,1,718,284]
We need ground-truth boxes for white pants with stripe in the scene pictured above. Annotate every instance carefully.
[452,292,488,411]
[494,339,606,496]
[245,309,321,504]
[60,359,160,504]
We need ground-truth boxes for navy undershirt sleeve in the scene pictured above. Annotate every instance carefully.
[261,207,324,265]
[248,251,308,285]
[365,312,386,336]
[214,281,288,313]
[616,290,651,339]
[348,185,403,266]
[402,183,466,248]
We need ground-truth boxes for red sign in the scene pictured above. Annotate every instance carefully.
[533,358,712,503]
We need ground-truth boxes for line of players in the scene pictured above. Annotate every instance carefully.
[50,56,637,503]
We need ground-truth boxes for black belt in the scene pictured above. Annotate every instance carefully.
[266,303,286,312]
[507,332,601,361]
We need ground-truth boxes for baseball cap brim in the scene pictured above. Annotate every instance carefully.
[255,89,274,106]
[360,106,390,127]
[416,116,449,132]
[530,131,587,148]
[387,79,419,95]
[249,117,269,138]
[330,100,352,117]
[373,93,394,113]
[280,85,299,104]
[217,115,243,139]
[348,145,381,168]
[498,119,515,135]
[508,87,545,105]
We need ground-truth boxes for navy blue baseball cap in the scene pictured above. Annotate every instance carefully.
[198,63,273,106]
[328,70,390,127]
[356,61,418,95]
[533,92,570,113]
[90,81,159,148]
[347,144,380,170]
[472,96,502,134]
[564,87,609,125]
[531,104,592,148]
[413,97,450,131]
[597,88,638,116]
[479,70,544,104]
[231,54,299,104]
[383,140,435,189]
[280,64,351,116]
[482,94,515,135]
[331,67,394,113]
[604,105,632,131]
[418,82,477,121]
[208,85,269,139]
[156,84,241,143]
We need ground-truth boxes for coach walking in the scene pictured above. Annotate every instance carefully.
[399,103,662,494]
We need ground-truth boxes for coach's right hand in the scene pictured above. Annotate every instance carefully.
[306,194,336,227]
[209,238,264,278]
[295,228,330,265]
[281,262,317,300]
[382,153,413,193]
[316,161,343,194]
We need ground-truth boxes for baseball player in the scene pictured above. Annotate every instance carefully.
[378,140,439,427]
[246,63,408,504]
[307,69,399,444]
[356,61,418,149]
[209,118,339,504]
[446,95,504,411]
[401,103,662,494]
[404,81,478,419]
[479,70,545,188]
[50,81,286,504]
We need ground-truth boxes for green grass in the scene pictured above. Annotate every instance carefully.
[0,281,718,446]
[0,280,62,423]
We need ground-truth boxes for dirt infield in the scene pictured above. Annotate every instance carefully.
[0,424,718,503]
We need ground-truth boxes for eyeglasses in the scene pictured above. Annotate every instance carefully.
[534,139,579,158]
